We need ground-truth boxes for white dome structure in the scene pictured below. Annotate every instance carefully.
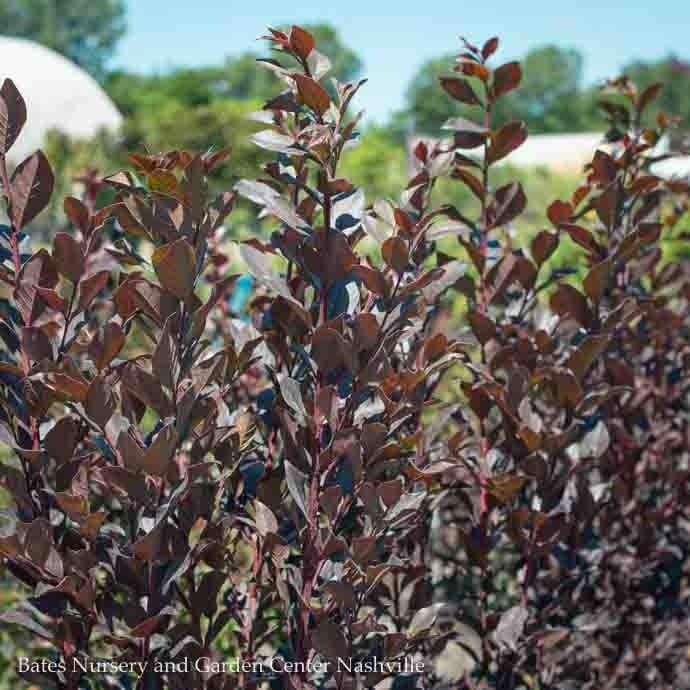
[0,36,123,162]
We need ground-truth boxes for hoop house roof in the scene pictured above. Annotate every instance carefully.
[0,36,122,162]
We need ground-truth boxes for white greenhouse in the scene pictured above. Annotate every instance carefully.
[0,36,122,162]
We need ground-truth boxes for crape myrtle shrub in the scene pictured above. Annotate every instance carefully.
[0,24,689,690]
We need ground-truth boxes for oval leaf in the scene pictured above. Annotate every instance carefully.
[10,150,55,229]
[153,238,197,300]
[0,78,27,155]
[293,74,331,116]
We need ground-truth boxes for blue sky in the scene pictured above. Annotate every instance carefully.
[117,1,689,122]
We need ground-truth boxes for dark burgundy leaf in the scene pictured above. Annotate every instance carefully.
[487,121,527,163]
[293,74,331,116]
[492,61,521,98]
[53,232,84,283]
[0,78,27,155]
[439,77,481,106]
[289,25,315,60]
[10,150,54,229]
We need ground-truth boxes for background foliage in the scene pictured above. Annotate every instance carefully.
[0,0,125,79]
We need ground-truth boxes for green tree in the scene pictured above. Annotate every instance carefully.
[493,46,599,132]
[623,57,690,128]
[340,126,405,199]
[222,53,283,102]
[104,66,226,116]
[404,53,456,135]
[0,0,125,79]
[405,45,599,135]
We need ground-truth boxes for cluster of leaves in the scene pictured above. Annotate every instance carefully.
[432,43,690,689]
[0,25,689,690]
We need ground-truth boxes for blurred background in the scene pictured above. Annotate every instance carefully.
[1,0,690,244]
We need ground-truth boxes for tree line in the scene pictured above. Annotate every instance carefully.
[2,0,690,138]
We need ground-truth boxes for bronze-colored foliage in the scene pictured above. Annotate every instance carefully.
[0,25,689,690]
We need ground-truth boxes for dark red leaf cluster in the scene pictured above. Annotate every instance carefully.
[1,25,690,690]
